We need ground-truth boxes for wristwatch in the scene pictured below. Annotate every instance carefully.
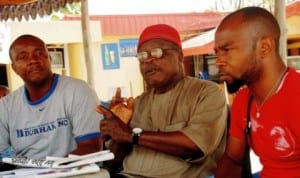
[132,128,143,145]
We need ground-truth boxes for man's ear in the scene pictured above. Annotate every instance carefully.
[259,36,273,59]
[178,51,184,62]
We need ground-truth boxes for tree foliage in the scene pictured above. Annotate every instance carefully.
[50,2,81,21]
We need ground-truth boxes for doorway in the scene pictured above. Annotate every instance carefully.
[0,64,8,86]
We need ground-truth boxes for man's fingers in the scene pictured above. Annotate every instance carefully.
[111,87,124,106]
[115,87,122,99]
[126,97,134,110]
[97,105,114,118]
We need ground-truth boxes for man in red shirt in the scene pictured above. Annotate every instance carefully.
[214,6,300,178]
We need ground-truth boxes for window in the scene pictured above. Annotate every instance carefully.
[47,46,64,68]
[287,56,300,71]
[49,51,64,68]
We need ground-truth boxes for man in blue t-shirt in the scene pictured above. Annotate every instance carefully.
[0,34,102,160]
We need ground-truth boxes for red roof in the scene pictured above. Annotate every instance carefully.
[64,12,227,36]
[286,1,300,17]
[63,1,300,57]
[63,1,300,37]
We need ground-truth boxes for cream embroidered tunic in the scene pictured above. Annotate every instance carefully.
[122,77,227,178]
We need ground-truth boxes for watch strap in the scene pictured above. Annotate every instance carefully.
[132,134,139,145]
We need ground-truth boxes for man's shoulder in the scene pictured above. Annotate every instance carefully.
[231,87,250,108]
[58,75,84,83]
[58,75,91,88]
[3,87,23,100]
[56,75,98,102]
[185,76,218,85]
[183,76,221,93]
[0,87,24,112]
[287,68,300,83]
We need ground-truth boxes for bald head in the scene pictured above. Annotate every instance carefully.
[9,34,47,62]
[218,6,280,50]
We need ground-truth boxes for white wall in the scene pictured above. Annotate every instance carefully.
[7,21,102,43]
[97,55,144,101]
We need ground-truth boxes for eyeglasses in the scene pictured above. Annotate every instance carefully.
[136,48,177,63]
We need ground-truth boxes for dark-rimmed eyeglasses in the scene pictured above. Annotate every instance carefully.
[136,48,177,63]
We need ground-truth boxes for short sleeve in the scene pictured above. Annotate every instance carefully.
[67,81,102,142]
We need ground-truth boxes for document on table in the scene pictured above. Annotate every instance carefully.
[0,163,100,178]
[1,150,114,169]
[0,150,114,177]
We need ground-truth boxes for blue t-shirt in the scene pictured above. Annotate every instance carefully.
[0,74,102,159]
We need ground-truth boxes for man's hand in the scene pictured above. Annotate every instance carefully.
[70,138,101,155]
[97,106,132,143]
[99,87,134,124]
[110,97,133,124]
[96,87,134,143]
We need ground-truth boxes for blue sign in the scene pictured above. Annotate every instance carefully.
[119,38,138,57]
[101,43,120,70]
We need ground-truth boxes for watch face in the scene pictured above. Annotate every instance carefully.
[133,128,142,134]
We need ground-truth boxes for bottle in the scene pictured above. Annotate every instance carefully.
[104,45,111,66]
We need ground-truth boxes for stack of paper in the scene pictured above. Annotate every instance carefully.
[0,150,114,177]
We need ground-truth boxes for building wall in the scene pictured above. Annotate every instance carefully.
[67,41,144,101]
[287,15,300,35]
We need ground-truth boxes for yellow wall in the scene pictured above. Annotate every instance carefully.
[287,15,300,35]
[6,64,21,90]
[68,43,87,80]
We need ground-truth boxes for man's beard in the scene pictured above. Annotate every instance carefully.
[226,79,245,94]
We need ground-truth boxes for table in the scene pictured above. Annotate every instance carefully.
[70,168,110,178]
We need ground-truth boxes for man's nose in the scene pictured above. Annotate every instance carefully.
[27,54,41,64]
[142,56,155,63]
[215,55,229,68]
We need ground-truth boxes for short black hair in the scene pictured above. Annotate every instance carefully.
[220,6,280,50]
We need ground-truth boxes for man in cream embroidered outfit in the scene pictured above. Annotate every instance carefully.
[97,24,227,178]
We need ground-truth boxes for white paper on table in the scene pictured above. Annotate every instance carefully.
[0,164,100,178]
[1,150,114,169]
